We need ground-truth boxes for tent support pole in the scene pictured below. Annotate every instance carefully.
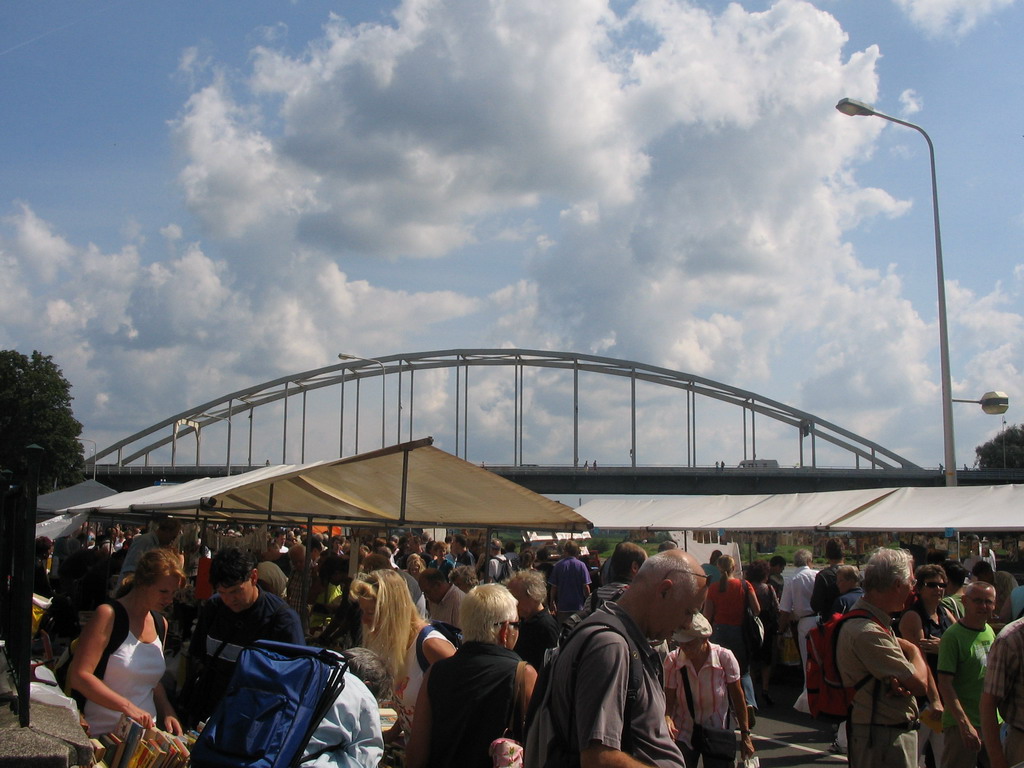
[300,517,313,637]
[399,449,410,525]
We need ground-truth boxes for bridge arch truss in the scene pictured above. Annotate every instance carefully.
[93,349,919,473]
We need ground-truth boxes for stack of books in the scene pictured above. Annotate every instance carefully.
[89,715,196,768]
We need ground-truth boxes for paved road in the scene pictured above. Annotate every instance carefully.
[748,664,848,768]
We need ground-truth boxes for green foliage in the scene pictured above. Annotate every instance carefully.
[586,537,611,554]
[0,350,84,491]
[975,424,1024,469]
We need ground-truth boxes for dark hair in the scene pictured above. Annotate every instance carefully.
[210,547,257,589]
[708,549,723,566]
[36,536,53,559]
[942,560,968,590]
[769,555,787,569]
[319,554,346,582]
[825,538,844,561]
[609,541,647,581]
[362,553,392,572]
[971,561,994,580]
[563,540,580,557]
[519,549,536,569]
[915,564,945,584]
[747,559,770,583]
[418,567,447,587]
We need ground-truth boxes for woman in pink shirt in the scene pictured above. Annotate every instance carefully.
[665,613,755,768]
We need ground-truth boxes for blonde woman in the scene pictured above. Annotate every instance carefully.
[405,553,427,579]
[70,549,184,736]
[407,585,537,768]
[350,569,456,743]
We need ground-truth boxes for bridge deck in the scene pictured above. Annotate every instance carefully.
[90,464,1023,495]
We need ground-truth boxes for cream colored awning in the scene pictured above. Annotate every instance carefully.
[63,438,588,530]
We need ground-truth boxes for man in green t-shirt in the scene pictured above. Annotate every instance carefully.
[937,581,998,768]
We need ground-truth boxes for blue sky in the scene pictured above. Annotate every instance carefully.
[2,0,1022,474]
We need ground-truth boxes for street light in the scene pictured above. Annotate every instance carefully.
[836,97,957,486]
[78,438,97,480]
[338,354,386,450]
[952,391,1010,415]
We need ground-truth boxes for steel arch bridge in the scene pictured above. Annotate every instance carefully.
[92,349,919,479]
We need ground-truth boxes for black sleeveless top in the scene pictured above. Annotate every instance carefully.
[426,642,522,768]
[911,598,953,673]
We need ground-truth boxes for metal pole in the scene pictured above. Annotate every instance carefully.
[225,400,233,476]
[573,361,579,468]
[282,382,289,464]
[837,99,956,485]
[630,369,637,468]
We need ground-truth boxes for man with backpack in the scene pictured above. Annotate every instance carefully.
[525,549,710,767]
[484,539,514,583]
[836,547,930,768]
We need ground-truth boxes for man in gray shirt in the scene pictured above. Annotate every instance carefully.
[526,549,710,767]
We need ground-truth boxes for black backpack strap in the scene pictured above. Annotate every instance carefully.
[94,600,131,681]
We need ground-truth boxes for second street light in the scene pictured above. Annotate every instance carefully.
[837,97,957,486]
[338,354,386,450]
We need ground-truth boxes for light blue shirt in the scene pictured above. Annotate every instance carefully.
[302,672,384,768]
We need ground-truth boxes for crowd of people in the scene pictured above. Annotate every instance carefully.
[31,520,1024,768]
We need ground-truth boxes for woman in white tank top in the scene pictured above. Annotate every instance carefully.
[69,548,186,736]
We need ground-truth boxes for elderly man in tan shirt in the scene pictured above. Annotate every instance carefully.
[837,547,930,768]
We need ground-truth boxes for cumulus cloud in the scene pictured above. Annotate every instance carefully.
[891,0,1020,37]
[0,202,479,447]
[5,0,1023,469]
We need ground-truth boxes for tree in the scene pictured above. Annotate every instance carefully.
[974,424,1024,469]
[0,350,84,491]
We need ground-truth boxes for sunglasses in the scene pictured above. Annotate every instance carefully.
[494,620,521,630]
[923,581,947,589]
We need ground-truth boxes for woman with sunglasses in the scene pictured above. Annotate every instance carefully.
[898,563,953,767]
[407,585,537,768]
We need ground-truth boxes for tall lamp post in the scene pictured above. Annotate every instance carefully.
[836,97,957,486]
[338,354,386,450]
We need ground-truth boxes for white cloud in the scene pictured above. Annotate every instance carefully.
[899,89,922,116]
[5,0,1023,471]
[892,0,1020,37]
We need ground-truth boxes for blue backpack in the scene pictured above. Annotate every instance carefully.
[190,640,348,768]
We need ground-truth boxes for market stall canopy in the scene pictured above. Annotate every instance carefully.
[579,485,1024,532]
[36,479,115,517]
[828,484,1024,532]
[61,438,588,530]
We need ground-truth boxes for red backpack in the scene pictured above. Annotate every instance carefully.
[805,609,883,721]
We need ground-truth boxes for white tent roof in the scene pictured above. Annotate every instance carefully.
[578,485,1024,532]
[580,488,897,531]
[62,439,588,530]
[828,484,1024,531]
[36,479,116,515]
